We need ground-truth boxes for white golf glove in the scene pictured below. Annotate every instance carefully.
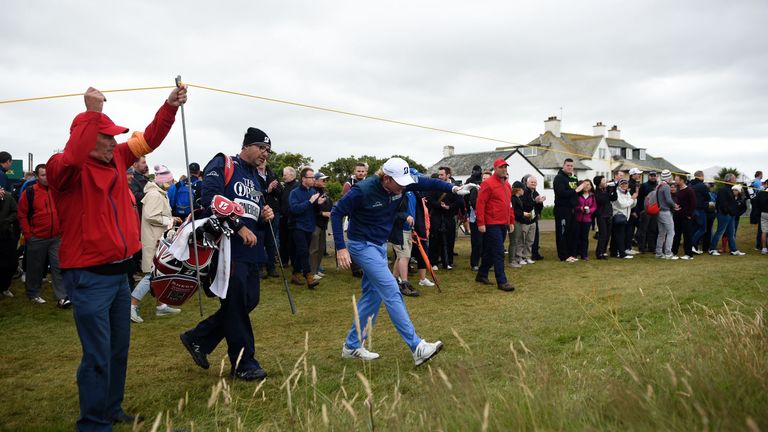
[453,183,479,196]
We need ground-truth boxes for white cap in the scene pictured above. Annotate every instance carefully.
[382,157,415,186]
[629,168,643,175]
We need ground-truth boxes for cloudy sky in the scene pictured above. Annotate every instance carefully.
[1,0,766,181]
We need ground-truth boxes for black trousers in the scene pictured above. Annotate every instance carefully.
[429,229,451,268]
[185,261,262,370]
[626,212,639,248]
[635,211,658,252]
[672,216,693,256]
[0,238,17,291]
[595,217,612,258]
[575,221,592,259]
[611,220,628,257]
[532,219,542,258]
[278,218,294,266]
[469,221,483,268]
[554,206,576,261]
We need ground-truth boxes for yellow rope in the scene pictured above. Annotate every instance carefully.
[0,83,753,188]
[0,85,175,104]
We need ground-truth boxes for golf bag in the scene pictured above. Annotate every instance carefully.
[150,195,244,306]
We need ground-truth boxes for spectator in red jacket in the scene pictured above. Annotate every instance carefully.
[17,164,67,307]
[46,85,186,430]
[474,158,515,292]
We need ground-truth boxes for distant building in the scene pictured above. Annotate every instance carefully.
[429,116,687,201]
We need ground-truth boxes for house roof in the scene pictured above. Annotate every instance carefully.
[428,128,687,176]
[561,133,602,159]
[427,150,514,174]
[605,138,636,149]
[517,132,592,170]
[614,157,688,174]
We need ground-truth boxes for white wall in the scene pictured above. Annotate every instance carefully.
[506,153,552,203]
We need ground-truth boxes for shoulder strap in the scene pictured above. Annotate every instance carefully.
[223,154,234,186]
[25,185,35,223]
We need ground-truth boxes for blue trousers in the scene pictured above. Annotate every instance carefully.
[64,270,131,432]
[692,209,707,247]
[710,214,737,252]
[469,221,483,268]
[185,261,262,370]
[344,240,421,351]
[292,229,313,275]
[478,224,508,285]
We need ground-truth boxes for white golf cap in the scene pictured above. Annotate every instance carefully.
[629,168,643,175]
[382,157,415,186]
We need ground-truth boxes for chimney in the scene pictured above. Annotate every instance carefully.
[593,121,606,136]
[442,145,455,158]
[544,116,561,137]
[608,125,621,139]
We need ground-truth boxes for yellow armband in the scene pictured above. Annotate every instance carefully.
[127,131,151,158]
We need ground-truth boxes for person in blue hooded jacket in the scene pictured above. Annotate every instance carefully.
[331,157,475,366]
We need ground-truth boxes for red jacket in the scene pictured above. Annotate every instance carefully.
[476,174,515,226]
[47,102,177,269]
[17,183,61,239]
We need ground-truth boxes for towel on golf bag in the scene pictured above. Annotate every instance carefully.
[167,217,231,299]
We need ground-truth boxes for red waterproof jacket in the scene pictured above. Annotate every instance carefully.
[476,174,515,226]
[47,102,177,269]
[17,183,61,239]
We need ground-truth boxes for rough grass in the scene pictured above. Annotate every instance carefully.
[0,225,766,431]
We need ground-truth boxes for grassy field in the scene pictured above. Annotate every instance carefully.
[1,225,766,431]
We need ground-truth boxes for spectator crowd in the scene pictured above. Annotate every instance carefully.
[0,87,766,430]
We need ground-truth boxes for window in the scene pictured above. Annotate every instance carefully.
[520,147,537,157]
[626,148,633,160]
[609,147,621,156]
[598,148,606,159]
[639,149,646,160]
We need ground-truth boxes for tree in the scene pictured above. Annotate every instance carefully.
[268,152,314,179]
[392,155,427,174]
[320,154,429,184]
[716,167,741,190]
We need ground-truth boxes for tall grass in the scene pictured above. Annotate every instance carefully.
[148,289,768,431]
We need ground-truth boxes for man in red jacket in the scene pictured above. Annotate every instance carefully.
[46,85,187,431]
[17,164,67,307]
[474,158,515,292]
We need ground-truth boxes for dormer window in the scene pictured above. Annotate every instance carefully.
[639,149,646,160]
[610,147,621,156]
[626,148,633,160]
[520,147,537,157]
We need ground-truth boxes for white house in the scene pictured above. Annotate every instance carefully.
[429,116,686,200]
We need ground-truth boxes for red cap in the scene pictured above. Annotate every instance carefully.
[70,112,129,136]
[493,158,509,168]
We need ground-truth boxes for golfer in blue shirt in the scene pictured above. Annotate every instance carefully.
[331,157,475,366]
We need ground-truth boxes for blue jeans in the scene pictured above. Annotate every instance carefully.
[478,224,508,285]
[710,214,736,252]
[64,270,131,431]
[692,209,707,247]
[344,240,421,351]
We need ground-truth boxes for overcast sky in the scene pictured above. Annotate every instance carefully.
[1,0,766,181]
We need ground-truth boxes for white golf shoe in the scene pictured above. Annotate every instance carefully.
[342,344,380,361]
[413,340,443,366]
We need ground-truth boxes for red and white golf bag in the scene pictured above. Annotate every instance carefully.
[150,195,244,306]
